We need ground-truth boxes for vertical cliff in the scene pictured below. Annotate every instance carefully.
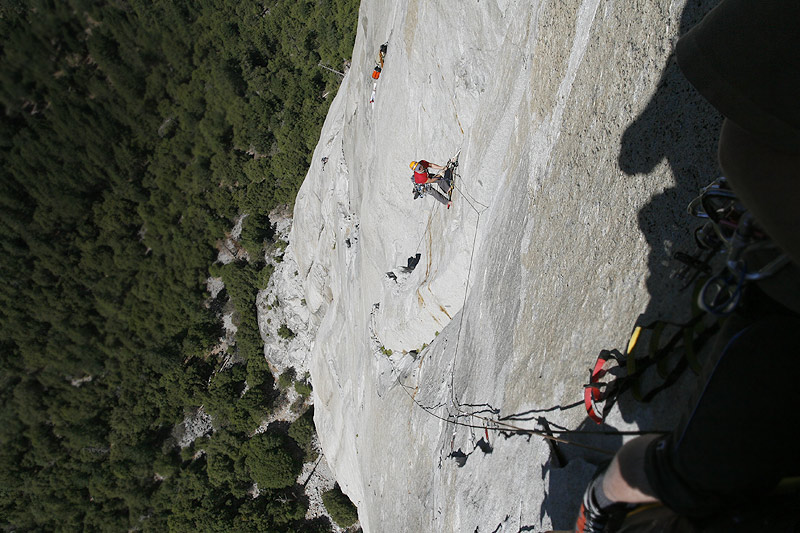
[290,0,720,530]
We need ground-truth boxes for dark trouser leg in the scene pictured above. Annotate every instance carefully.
[428,187,449,205]
[437,177,452,195]
[644,312,800,518]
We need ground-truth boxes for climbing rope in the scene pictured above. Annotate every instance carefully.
[389,356,664,456]
[411,200,439,257]
[448,206,481,409]
[454,181,489,212]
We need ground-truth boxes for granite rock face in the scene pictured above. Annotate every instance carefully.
[293,0,721,530]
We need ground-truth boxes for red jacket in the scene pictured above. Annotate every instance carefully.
[413,160,431,184]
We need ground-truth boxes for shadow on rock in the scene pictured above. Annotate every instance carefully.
[614,0,722,427]
[540,0,725,526]
[447,437,493,468]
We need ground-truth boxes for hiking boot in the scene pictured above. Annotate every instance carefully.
[574,494,630,533]
[573,466,632,533]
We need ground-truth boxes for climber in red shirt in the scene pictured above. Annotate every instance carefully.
[410,160,446,185]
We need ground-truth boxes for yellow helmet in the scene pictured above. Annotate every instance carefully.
[409,161,417,170]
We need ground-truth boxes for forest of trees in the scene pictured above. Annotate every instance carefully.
[0,0,358,530]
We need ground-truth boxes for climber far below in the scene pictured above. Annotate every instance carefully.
[410,160,453,207]
[372,42,387,79]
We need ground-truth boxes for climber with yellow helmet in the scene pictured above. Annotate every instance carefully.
[410,159,452,207]
[410,160,446,185]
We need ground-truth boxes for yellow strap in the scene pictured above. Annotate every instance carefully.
[775,476,800,494]
[624,502,663,518]
[627,326,643,355]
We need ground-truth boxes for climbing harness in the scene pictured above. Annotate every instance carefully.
[584,312,719,424]
[585,176,791,424]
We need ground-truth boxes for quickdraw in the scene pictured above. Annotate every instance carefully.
[686,177,790,315]
[412,182,429,199]
[584,348,625,424]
